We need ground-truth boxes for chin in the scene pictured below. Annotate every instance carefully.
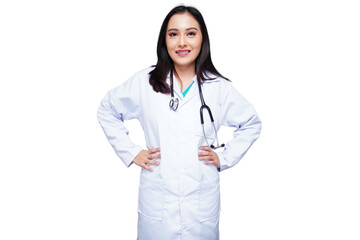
[173,59,196,68]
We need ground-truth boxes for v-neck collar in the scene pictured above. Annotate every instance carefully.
[182,81,195,97]
[166,72,199,108]
[164,71,222,109]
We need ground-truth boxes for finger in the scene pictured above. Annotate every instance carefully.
[149,148,160,153]
[203,160,214,165]
[198,151,210,156]
[141,163,153,172]
[146,160,160,165]
[149,153,161,159]
[200,146,211,151]
[199,155,212,160]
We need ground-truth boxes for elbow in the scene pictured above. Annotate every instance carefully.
[255,116,262,139]
[245,111,262,130]
[248,119,262,143]
[97,102,105,124]
[239,113,262,141]
[253,115,262,142]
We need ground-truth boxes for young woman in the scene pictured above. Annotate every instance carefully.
[97,5,261,240]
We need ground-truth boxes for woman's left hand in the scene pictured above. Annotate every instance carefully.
[198,146,220,168]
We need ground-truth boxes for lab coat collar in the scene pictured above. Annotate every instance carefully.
[165,70,221,108]
[165,73,183,100]
[166,73,198,102]
[165,72,201,108]
[200,72,220,84]
[165,71,220,84]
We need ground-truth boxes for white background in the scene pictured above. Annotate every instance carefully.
[1,0,359,239]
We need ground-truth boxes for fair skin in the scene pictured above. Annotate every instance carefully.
[165,12,202,91]
[133,12,220,171]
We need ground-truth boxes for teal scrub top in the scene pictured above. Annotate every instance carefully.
[182,81,195,97]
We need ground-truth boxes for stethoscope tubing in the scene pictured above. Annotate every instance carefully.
[169,73,224,149]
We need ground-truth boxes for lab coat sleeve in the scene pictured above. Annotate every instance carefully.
[97,74,143,167]
[217,81,262,172]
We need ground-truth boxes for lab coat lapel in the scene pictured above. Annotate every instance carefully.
[166,72,222,109]
[173,75,184,101]
[166,74,183,101]
[168,73,200,109]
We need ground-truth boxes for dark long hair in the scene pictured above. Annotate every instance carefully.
[149,5,229,94]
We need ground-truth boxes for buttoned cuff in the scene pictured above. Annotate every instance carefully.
[217,152,225,172]
[217,152,227,172]
[120,145,143,168]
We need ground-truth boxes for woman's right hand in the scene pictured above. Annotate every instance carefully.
[132,148,161,172]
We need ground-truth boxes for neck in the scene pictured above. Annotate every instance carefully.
[174,63,196,82]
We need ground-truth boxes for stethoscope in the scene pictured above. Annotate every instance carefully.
[169,72,225,150]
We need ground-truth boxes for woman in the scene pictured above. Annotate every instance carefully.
[97,5,261,240]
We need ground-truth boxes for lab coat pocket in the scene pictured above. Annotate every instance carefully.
[199,177,220,222]
[138,175,164,221]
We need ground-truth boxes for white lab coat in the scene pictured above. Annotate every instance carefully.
[97,67,261,240]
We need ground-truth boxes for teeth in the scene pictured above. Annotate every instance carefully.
[177,51,190,53]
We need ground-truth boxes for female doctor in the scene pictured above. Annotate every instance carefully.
[97,5,261,240]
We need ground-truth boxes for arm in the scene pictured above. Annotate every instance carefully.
[97,74,143,167]
[217,81,262,172]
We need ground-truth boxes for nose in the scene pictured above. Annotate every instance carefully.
[178,34,187,47]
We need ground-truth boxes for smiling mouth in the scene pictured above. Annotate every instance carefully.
[176,50,191,54]
[176,50,191,57]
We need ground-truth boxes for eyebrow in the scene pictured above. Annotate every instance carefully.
[167,27,199,32]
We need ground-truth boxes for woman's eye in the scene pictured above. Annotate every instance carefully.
[169,33,177,37]
[187,32,196,36]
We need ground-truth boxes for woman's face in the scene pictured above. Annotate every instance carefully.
[166,12,203,70]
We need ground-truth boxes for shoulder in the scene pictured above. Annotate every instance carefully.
[201,72,233,90]
[201,73,247,104]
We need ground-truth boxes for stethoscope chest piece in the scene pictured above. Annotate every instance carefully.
[169,97,179,111]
